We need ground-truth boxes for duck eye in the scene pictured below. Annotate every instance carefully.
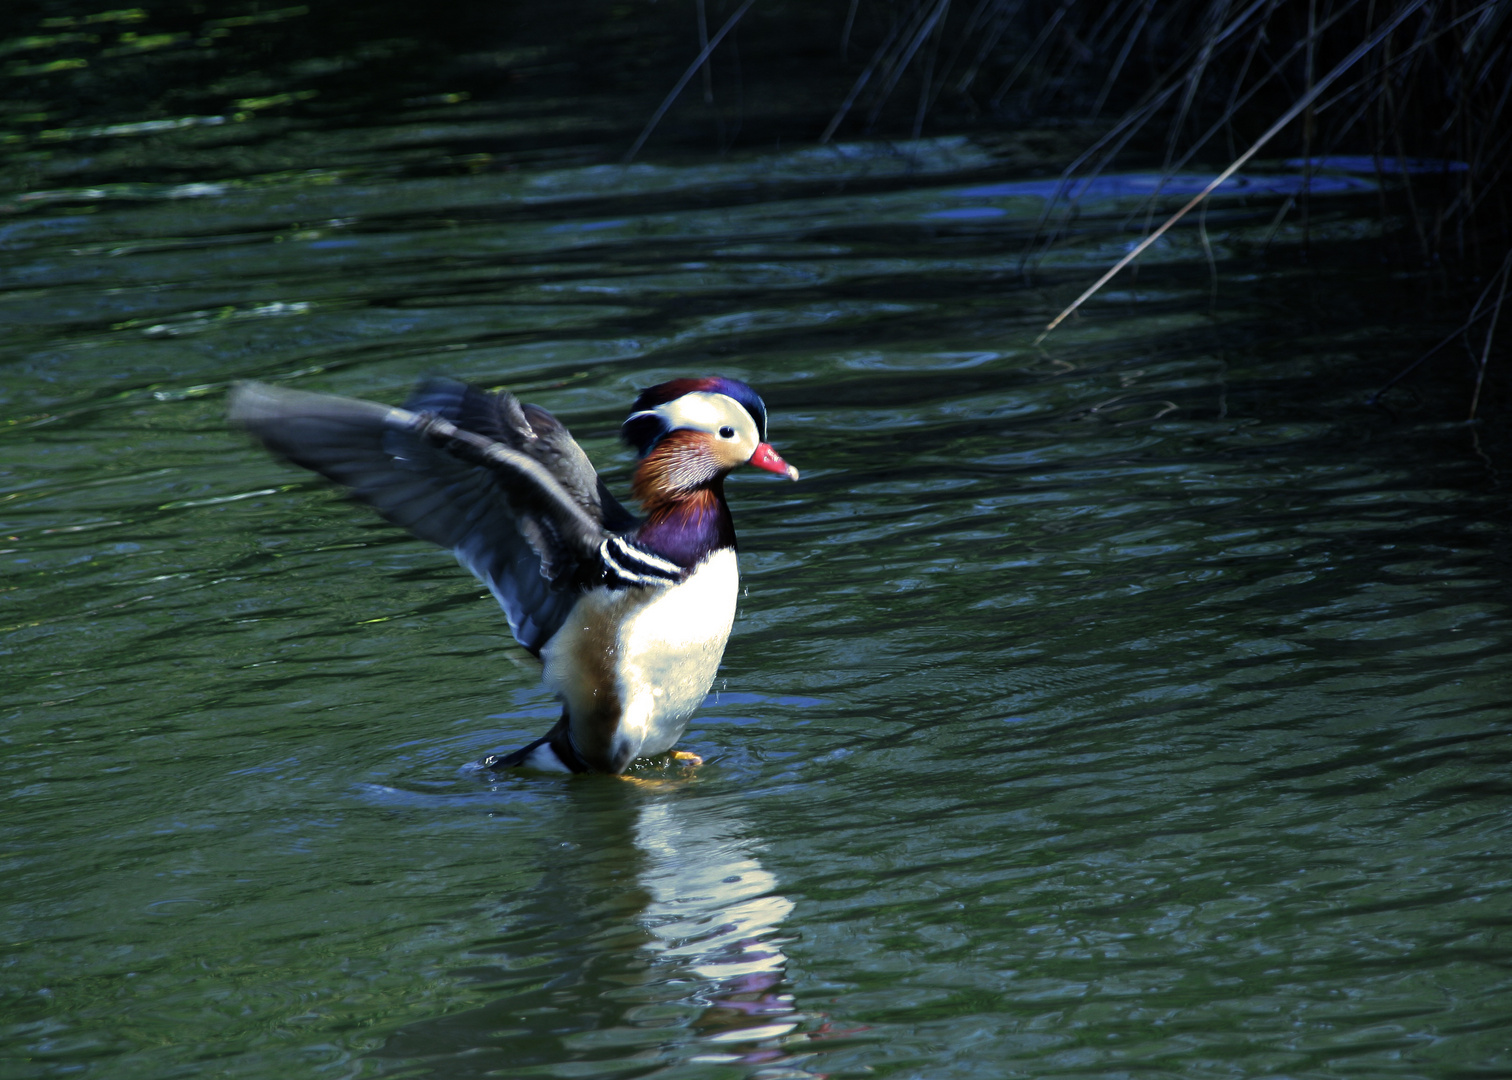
[718,426,736,439]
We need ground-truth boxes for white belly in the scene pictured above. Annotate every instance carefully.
[541,549,739,765]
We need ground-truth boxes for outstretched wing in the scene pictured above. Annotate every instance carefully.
[229,380,620,655]
[401,378,640,534]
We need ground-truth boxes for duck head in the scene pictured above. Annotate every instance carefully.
[623,378,798,500]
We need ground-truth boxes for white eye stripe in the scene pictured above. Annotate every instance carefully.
[637,392,757,443]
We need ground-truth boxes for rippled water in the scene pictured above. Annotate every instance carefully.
[4,83,1511,1080]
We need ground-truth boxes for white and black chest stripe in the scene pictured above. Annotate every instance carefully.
[599,535,685,589]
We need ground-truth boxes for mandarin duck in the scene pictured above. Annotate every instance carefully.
[228,376,798,774]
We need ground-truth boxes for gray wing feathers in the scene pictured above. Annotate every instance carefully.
[403,379,639,533]
[519,404,639,533]
[228,381,608,655]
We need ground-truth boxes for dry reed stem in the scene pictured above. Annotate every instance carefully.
[1370,252,1512,405]
[624,0,759,163]
[821,2,919,142]
[1469,249,1512,420]
[1036,0,1431,343]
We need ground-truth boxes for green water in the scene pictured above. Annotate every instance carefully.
[4,24,1512,1078]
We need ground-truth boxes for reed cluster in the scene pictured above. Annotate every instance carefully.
[794,0,1509,385]
[630,1,1509,366]
[837,2,1503,250]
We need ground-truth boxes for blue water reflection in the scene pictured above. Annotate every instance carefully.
[926,156,1466,220]
[927,169,1376,221]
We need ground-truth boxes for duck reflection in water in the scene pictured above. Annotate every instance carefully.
[370,778,826,1078]
[631,792,805,1069]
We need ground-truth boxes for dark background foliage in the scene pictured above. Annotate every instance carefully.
[3,1,1509,407]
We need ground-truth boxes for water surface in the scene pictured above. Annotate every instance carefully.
[3,81,1511,1080]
